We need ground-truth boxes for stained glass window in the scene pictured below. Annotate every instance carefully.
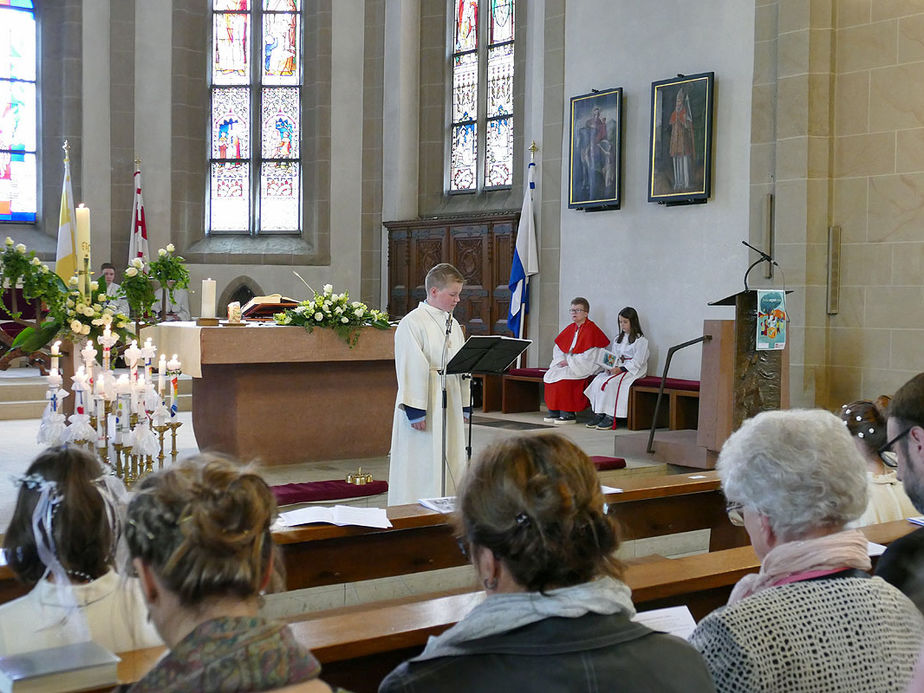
[209,0,302,234]
[448,0,514,193]
[0,0,37,223]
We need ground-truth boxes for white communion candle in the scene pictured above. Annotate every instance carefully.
[158,354,166,395]
[201,278,217,319]
[50,341,61,374]
[75,204,91,266]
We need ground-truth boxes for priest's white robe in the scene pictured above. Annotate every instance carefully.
[388,301,470,505]
[584,335,649,418]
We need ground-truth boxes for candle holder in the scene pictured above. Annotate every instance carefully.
[122,446,135,486]
[144,455,155,476]
[112,442,124,479]
[153,423,169,469]
[167,420,183,460]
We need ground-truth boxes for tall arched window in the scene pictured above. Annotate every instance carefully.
[448,0,514,193]
[208,0,302,235]
[0,0,38,223]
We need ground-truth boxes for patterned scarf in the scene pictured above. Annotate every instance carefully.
[728,529,871,605]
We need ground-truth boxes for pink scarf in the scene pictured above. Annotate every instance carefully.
[728,529,871,605]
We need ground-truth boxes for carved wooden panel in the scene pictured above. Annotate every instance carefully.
[385,213,520,338]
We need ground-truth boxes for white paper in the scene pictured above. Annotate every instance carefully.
[633,605,698,640]
[909,517,924,527]
[277,505,392,529]
[867,541,887,557]
[419,497,456,514]
[687,474,707,479]
[601,485,624,494]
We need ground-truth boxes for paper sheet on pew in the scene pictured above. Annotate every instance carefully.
[909,516,924,527]
[276,505,392,529]
[633,605,697,640]
[420,485,623,515]
[867,541,886,557]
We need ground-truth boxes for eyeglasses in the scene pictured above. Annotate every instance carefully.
[879,427,914,456]
[726,502,745,527]
[569,308,587,314]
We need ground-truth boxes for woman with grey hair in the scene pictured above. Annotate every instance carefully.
[689,409,924,692]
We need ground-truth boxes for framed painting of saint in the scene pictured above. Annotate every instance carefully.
[568,87,623,210]
[647,72,714,204]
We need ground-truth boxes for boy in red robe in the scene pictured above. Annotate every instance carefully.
[542,297,610,423]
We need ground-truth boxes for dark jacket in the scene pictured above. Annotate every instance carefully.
[378,611,715,693]
[876,526,924,613]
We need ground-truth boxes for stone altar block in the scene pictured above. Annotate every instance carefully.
[148,323,397,465]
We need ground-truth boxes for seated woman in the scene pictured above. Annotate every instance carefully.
[125,454,335,693]
[840,397,918,526]
[584,306,649,429]
[380,433,714,692]
[0,445,161,656]
[689,409,924,692]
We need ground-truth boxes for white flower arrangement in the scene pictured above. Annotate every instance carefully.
[273,284,390,347]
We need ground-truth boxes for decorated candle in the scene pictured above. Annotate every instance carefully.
[124,340,141,382]
[141,337,156,380]
[167,354,181,417]
[157,354,166,395]
[75,204,91,266]
[201,278,217,319]
[50,341,61,375]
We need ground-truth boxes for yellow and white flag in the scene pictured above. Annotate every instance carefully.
[55,148,78,283]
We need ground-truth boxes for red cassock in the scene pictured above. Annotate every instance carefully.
[544,320,610,412]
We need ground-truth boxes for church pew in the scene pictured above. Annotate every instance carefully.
[274,469,749,591]
[107,519,917,692]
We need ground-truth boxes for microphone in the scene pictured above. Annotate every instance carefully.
[741,240,778,266]
[445,310,453,336]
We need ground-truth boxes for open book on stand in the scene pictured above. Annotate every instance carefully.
[241,294,299,321]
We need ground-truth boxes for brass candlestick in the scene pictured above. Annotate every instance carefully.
[122,446,135,486]
[153,423,169,469]
[112,442,124,479]
[167,420,182,461]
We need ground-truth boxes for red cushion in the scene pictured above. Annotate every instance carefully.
[507,367,548,378]
[272,480,388,505]
[590,456,627,470]
[632,376,700,392]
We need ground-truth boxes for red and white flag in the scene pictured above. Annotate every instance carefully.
[128,166,149,264]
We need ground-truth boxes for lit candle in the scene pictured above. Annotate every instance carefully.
[50,340,61,375]
[141,337,156,381]
[201,278,217,319]
[167,354,181,418]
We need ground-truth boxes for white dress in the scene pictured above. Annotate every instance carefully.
[387,302,470,505]
[0,570,162,656]
[584,335,649,418]
[855,471,919,527]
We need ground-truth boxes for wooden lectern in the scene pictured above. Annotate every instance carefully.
[698,290,790,464]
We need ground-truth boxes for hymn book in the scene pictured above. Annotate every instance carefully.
[241,294,299,321]
[0,641,119,693]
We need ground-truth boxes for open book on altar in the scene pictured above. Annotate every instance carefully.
[241,294,299,321]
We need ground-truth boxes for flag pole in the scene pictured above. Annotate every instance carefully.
[516,141,539,364]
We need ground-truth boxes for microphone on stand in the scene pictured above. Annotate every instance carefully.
[741,240,779,266]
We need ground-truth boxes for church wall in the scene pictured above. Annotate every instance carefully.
[557,1,755,379]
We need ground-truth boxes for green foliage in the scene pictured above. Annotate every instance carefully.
[273,283,391,347]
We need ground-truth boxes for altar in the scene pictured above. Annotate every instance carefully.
[146,323,397,465]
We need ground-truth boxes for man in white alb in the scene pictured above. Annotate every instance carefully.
[387,263,471,505]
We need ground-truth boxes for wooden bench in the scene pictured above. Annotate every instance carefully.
[274,469,747,591]
[628,376,701,431]
[0,470,744,601]
[108,519,917,693]
[500,367,547,413]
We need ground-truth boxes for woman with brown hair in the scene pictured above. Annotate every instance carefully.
[840,396,918,525]
[379,433,713,693]
[0,445,160,655]
[125,454,335,693]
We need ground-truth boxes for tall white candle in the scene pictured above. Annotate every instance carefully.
[75,205,91,265]
[157,354,166,395]
[50,341,61,375]
[201,278,217,319]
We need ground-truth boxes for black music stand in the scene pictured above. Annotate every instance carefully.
[444,335,531,468]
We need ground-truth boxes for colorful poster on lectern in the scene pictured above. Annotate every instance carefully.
[756,289,787,351]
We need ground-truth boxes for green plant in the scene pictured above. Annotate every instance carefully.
[273,283,390,347]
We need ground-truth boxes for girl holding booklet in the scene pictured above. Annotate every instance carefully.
[584,306,649,429]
